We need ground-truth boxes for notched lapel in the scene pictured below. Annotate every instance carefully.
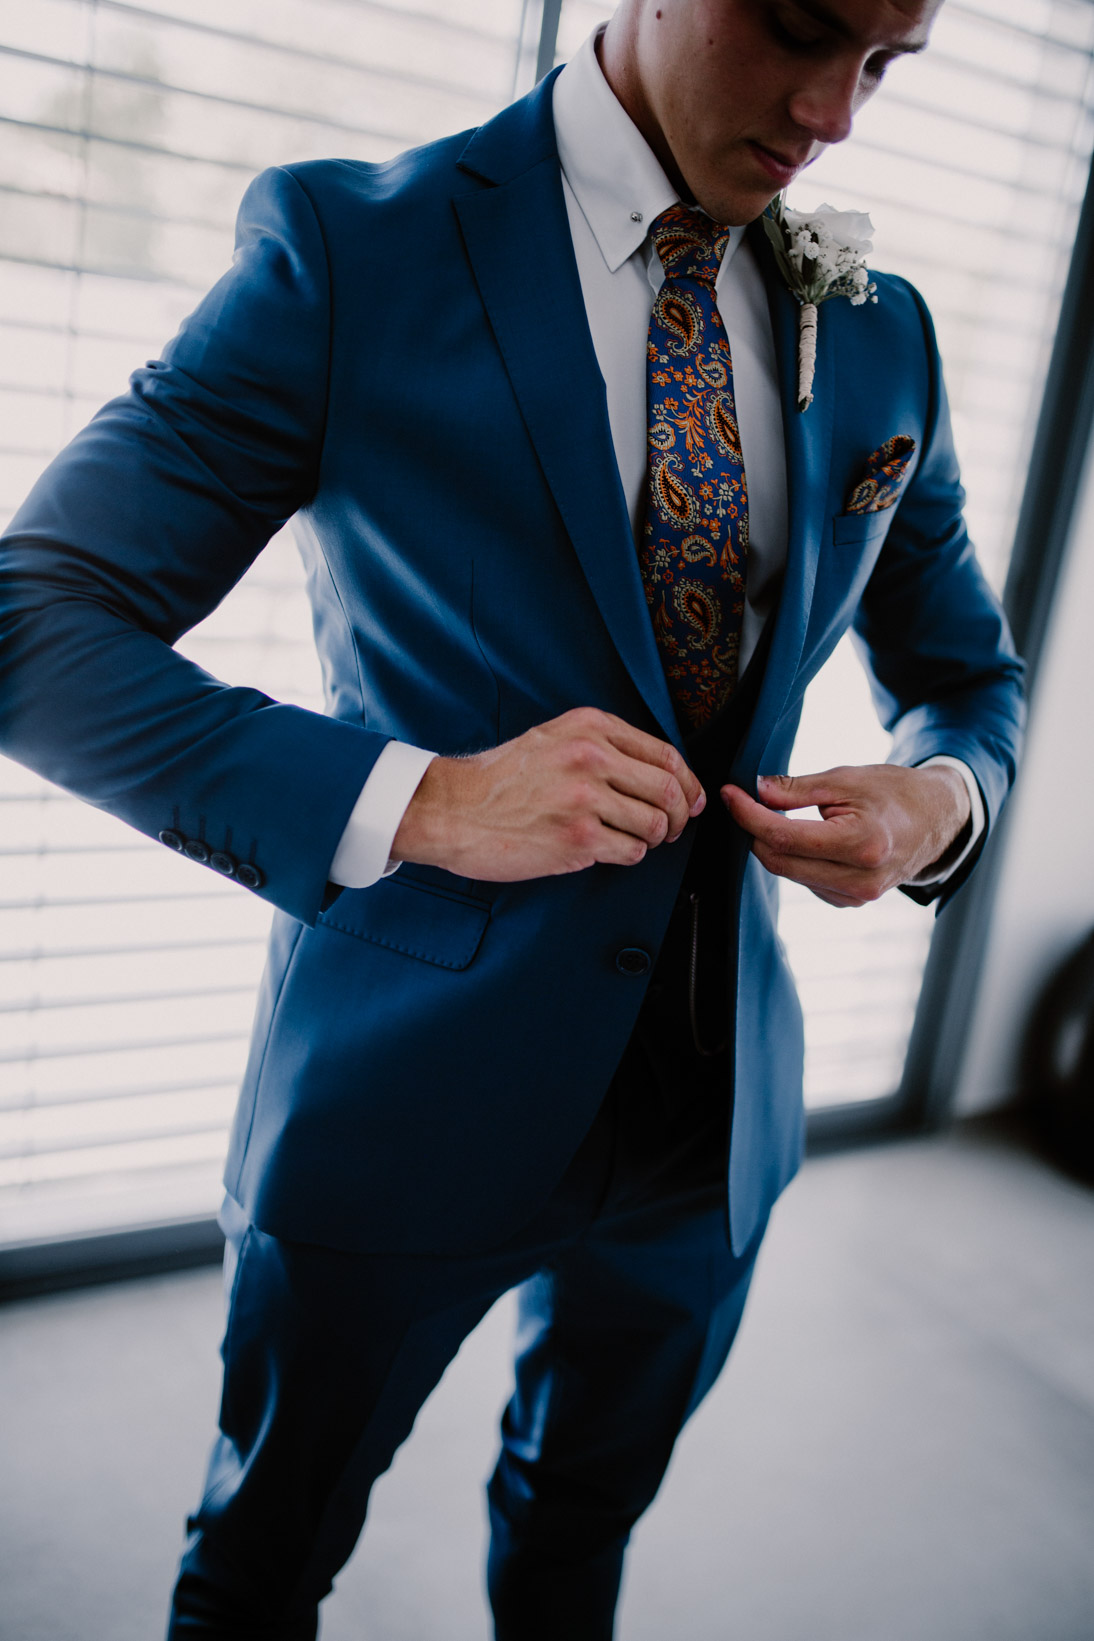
[735,222,836,776]
[453,156,681,749]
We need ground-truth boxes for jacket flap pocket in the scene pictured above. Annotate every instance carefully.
[831,509,893,549]
[319,874,490,970]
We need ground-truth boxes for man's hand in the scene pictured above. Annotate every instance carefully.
[720,764,972,908]
[392,707,706,881]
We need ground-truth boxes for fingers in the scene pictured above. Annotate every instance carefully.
[749,835,883,907]
[587,823,651,869]
[576,709,706,818]
[752,769,854,812]
[597,787,675,849]
[553,708,705,843]
[404,708,707,882]
[721,766,936,907]
[721,784,862,863]
[603,754,695,842]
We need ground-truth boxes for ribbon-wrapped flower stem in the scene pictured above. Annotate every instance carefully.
[762,195,878,412]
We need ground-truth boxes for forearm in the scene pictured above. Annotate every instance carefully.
[0,515,390,926]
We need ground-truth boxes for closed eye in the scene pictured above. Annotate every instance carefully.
[863,52,897,84]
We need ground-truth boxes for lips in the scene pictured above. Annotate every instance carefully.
[747,140,809,186]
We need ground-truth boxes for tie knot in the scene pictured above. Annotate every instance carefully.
[649,204,730,287]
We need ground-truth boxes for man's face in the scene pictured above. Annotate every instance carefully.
[622,0,941,224]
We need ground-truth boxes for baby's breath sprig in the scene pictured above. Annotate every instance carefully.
[762,194,878,412]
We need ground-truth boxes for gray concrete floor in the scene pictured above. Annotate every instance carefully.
[2,1117,1093,1641]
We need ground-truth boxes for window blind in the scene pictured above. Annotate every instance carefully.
[2,0,1092,1245]
[0,0,535,1248]
[779,0,1094,1107]
[557,0,1094,1108]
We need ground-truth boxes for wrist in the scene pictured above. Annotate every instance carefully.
[917,763,972,872]
[931,763,971,829]
[390,755,471,871]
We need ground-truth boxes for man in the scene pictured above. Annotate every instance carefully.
[0,0,1023,1634]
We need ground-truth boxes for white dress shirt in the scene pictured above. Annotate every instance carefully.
[329,26,982,891]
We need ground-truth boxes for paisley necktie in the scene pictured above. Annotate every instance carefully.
[641,204,748,733]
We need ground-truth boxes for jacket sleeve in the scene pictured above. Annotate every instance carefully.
[850,278,1026,910]
[0,166,390,927]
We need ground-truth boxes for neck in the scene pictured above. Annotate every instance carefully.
[597,8,690,201]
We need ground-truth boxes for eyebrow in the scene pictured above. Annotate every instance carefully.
[782,0,930,55]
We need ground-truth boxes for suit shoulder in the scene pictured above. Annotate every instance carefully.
[825,266,940,382]
[864,269,939,352]
[270,132,479,218]
[228,135,489,304]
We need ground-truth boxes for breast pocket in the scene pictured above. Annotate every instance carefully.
[831,509,894,550]
[318,869,491,970]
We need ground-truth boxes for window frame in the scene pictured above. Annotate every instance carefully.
[2,1,1092,1295]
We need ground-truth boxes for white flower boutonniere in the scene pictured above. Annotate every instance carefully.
[762,195,878,413]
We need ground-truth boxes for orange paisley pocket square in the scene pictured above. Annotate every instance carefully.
[844,435,917,515]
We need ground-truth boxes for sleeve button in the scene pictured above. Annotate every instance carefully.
[184,839,211,864]
[209,851,237,876]
[235,862,265,890]
[615,946,651,976]
[158,829,184,852]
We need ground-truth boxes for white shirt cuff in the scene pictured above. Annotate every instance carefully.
[906,755,985,886]
[328,742,438,889]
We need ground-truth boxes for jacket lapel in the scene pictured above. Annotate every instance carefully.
[733,219,835,779]
[452,80,835,765]
[453,79,681,748]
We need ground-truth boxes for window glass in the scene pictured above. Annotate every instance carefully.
[552,2,1093,1109]
[0,0,526,1247]
[1,1,1092,1244]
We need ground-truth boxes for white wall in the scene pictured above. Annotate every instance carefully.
[955,441,1094,1114]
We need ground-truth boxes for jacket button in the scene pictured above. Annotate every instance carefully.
[158,829,184,852]
[235,862,265,890]
[209,851,237,876]
[615,946,651,977]
[184,839,210,864]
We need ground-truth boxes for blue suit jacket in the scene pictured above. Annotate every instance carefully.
[0,73,1023,1256]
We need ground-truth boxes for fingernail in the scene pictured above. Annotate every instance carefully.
[690,791,706,816]
[758,773,778,787]
[668,830,682,844]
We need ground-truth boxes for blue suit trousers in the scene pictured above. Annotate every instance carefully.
[167,923,766,1640]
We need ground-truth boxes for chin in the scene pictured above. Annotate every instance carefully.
[687,171,777,227]
[698,193,774,227]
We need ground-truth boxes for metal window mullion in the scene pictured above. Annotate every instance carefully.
[899,134,1094,1127]
[534,0,562,82]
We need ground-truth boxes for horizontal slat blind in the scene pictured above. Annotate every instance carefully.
[779,0,1094,1107]
[0,0,532,1247]
[559,1,1094,1108]
[2,0,1092,1245]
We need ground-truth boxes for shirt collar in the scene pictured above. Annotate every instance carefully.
[552,26,747,278]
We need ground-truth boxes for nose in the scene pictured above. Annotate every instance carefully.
[787,63,861,148]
